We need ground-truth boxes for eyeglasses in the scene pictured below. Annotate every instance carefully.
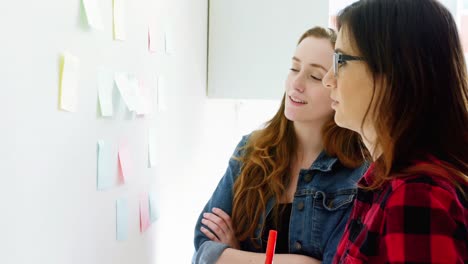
[333,52,365,77]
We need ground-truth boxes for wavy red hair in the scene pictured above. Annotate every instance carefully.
[231,27,366,246]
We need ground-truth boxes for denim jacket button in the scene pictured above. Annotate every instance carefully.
[297,201,304,211]
[304,173,313,182]
[294,241,302,250]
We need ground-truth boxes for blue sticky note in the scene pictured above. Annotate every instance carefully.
[116,198,129,241]
[97,140,116,190]
[149,192,159,223]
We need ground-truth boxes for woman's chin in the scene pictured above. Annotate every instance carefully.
[333,114,355,132]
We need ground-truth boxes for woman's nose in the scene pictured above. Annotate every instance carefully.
[292,74,306,92]
[322,67,336,90]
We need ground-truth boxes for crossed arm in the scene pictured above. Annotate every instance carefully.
[200,207,321,264]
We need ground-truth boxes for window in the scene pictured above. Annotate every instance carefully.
[330,0,468,59]
[328,0,359,29]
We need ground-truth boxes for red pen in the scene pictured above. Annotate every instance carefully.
[265,230,277,264]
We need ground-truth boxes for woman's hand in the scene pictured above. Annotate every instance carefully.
[200,207,240,249]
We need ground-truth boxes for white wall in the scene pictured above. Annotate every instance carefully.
[159,98,279,263]
[207,0,329,100]
[0,0,280,263]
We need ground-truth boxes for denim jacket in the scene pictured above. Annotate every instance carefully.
[192,135,368,264]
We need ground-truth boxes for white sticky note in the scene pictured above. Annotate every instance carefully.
[113,0,126,40]
[135,79,153,116]
[164,29,175,54]
[148,127,157,168]
[148,24,165,53]
[98,70,114,116]
[148,26,155,53]
[157,75,168,112]
[59,52,80,112]
[126,74,140,112]
[114,72,138,111]
[82,0,104,30]
[152,75,159,113]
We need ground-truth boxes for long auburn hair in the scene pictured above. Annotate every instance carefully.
[231,27,365,246]
[336,0,468,192]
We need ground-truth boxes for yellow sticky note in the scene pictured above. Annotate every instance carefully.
[59,52,80,112]
[113,0,126,40]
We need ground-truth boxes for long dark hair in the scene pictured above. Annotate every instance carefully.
[232,27,365,246]
[337,0,468,190]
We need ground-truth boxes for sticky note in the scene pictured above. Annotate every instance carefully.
[118,142,132,183]
[98,70,114,117]
[157,75,168,112]
[97,140,116,190]
[135,79,153,116]
[164,30,175,55]
[139,193,151,233]
[148,127,157,168]
[148,24,165,53]
[59,52,80,112]
[152,75,159,113]
[116,198,129,241]
[82,0,104,30]
[149,192,159,223]
[114,72,138,111]
[148,26,155,53]
[113,0,126,40]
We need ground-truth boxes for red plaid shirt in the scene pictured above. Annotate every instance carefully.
[333,160,467,263]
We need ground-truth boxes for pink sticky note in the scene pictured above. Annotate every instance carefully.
[139,193,151,233]
[118,142,132,184]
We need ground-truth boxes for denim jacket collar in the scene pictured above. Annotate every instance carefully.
[308,150,339,172]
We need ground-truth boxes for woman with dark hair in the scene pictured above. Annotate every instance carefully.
[192,27,368,264]
[322,0,468,262]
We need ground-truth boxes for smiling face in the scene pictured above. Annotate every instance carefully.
[284,36,335,124]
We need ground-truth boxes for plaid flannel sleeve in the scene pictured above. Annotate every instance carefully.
[383,181,467,263]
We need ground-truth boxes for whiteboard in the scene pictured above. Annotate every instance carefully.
[207,0,330,99]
